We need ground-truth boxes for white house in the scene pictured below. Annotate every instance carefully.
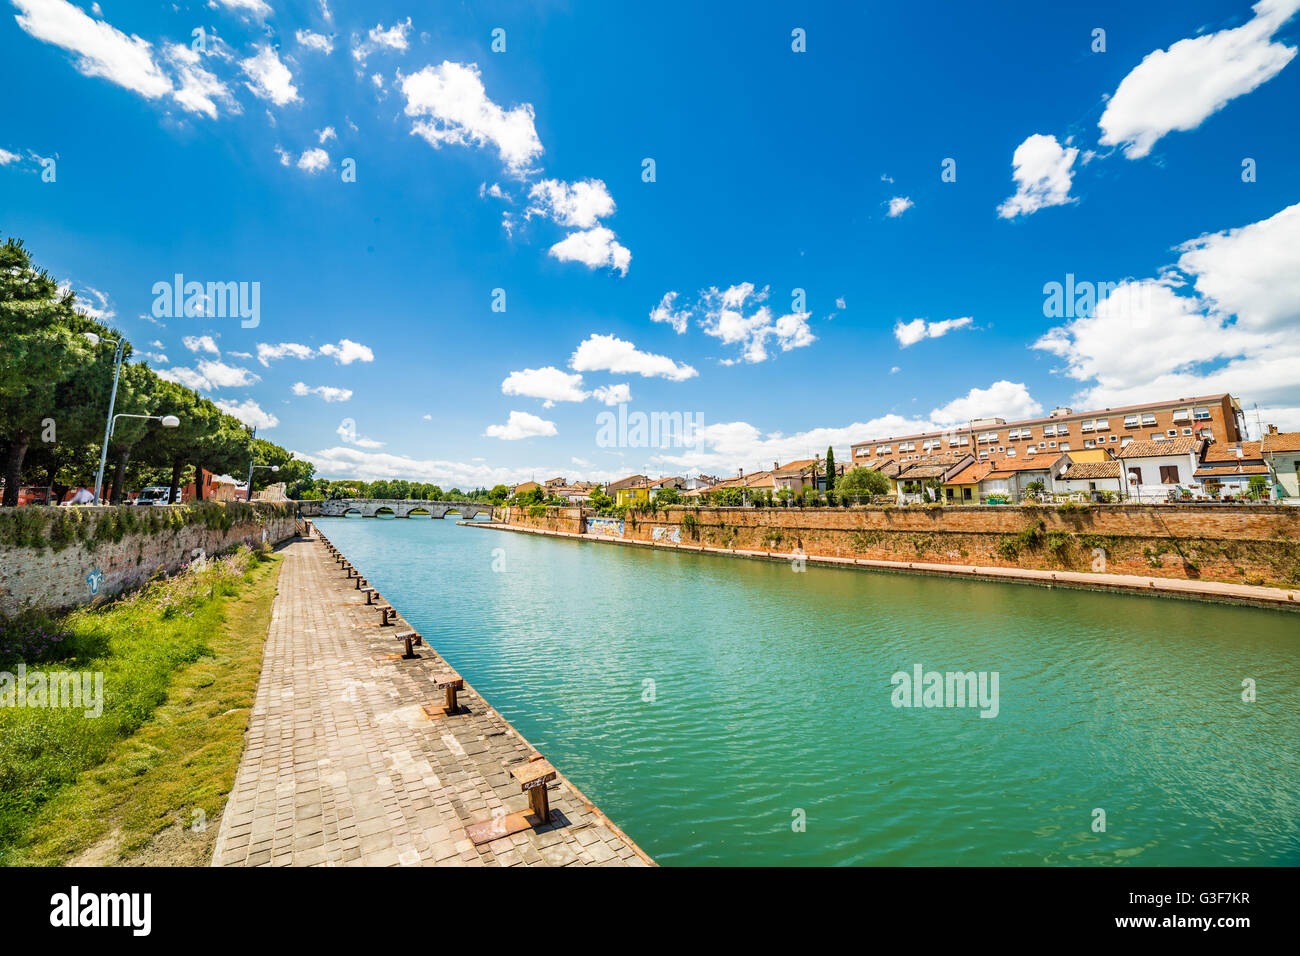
[1115,437,1204,500]
[1055,460,1123,498]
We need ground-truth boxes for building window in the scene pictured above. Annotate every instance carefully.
[1048,441,1057,448]
[1141,413,1157,426]
[1159,465,1180,484]
[1059,443,1071,451]
[1172,407,1191,422]
[1109,435,1118,442]
[1128,466,1143,484]
[1084,440,1095,448]
[1151,433,1166,441]
[1006,448,1017,457]
[1182,428,1192,435]
[1194,407,1211,420]
[1094,419,1109,431]
[1124,415,1139,428]
[1120,438,1132,447]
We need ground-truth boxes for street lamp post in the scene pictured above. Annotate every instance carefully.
[247,463,279,502]
[86,332,125,505]
[102,413,181,504]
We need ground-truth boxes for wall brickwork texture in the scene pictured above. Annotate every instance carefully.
[0,504,299,615]
[505,504,1300,588]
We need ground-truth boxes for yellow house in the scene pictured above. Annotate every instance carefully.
[609,474,652,507]
[1064,448,1110,463]
[941,460,993,504]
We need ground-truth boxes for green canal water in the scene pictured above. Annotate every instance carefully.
[319,515,1299,866]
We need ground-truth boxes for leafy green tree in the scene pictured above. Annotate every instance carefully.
[104,361,159,503]
[0,238,95,505]
[653,487,682,506]
[825,446,836,491]
[487,484,510,505]
[837,467,891,499]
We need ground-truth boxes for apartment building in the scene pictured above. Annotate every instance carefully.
[850,393,1244,467]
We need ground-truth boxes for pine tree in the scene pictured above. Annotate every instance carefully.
[825,445,836,491]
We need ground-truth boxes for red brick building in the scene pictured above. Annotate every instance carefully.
[851,393,1245,467]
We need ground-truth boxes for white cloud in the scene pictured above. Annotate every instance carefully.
[274,145,291,166]
[317,125,337,144]
[484,410,557,440]
[298,445,551,486]
[526,178,615,229]
[240,45,299,106]
[164,43,239,119]
[547,226,631,275]
[886,196,914,218]
[501,367,588,406]
[297,147,330,172]
[894,316,973,348]
[256,342,315,366]
[650,291,690,334]
[13,0,171,99]
[211,0,272,17]
[997,134,1079,219]
[319,338,374,364]
[336,418,384,448]
[930,381,1043,426]
[215,398,279,429]
[1033,200,1300,415]
[697,283,815,364]
[292,382,352,402]
[570,333,697,382]
[156,366,210,390]
[400,61,543,176]
[197,359,259,387]
[0,148,22,165]
[296,30,334,54]
[352,18,412,64]
[156,359,259,390]
[1099,0,1300,159]
[590,383,631,406]
[182,334,220,355]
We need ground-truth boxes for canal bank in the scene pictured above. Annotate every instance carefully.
[470,520,1300,612]
[315,514,1299,865]
[211,532,653,867]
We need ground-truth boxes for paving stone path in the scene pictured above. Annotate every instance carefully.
[211,535,653,867]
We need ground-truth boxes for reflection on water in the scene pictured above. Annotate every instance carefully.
[318,516,1300,866]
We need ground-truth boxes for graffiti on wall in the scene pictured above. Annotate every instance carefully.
[652,525,682,544]
[588,517,625,539]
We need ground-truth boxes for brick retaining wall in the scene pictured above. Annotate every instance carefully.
[504,504,1300,588]
[0,503,299,615]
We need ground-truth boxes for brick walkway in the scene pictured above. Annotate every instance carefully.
[210,536,652,867]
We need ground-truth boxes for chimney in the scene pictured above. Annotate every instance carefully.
[773,461,779,472]
[1268,424,1279,434]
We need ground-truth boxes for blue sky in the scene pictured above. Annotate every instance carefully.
[3,0,1298,486]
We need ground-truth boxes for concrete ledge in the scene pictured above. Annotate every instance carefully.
[465,521,1300,612]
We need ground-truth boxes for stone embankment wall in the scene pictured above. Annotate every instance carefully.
[0,502,300,615]
[494,506,585,535]
[505,504,1300,588]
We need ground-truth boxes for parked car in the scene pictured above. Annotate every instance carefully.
[134,486,174,506]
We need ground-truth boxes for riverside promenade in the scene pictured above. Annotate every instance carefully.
[210,534,653,867]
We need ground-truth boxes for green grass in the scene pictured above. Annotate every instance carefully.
[0,546,282,866]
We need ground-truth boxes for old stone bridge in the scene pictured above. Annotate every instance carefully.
[314,499,495,520]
